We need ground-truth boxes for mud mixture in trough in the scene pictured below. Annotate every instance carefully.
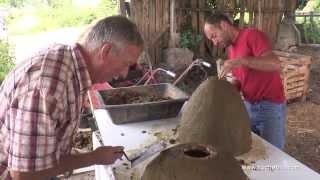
[100,90,171,105]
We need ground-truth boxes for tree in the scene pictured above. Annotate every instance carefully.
[299,0,309,9]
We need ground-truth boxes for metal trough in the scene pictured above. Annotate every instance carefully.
[95,83,189,124]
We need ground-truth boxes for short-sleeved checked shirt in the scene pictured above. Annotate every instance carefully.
[0,43,92,178]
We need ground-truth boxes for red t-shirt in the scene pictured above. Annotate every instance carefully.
[227,28,285,103]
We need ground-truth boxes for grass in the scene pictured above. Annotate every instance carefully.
[7,1,117,35]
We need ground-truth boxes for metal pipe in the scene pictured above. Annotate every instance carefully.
[144,68,176,85]
[172,61,197,86]
[173,59,211,86]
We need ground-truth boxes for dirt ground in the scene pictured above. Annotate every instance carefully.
[284,46,320,173]
[285,102,320,173]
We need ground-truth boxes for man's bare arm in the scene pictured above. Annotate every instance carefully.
[241,51,281,72]
[10,146,123,180]
[219,51,281,79]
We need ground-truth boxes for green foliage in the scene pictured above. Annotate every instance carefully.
[303,23,320,43]
[234,12,250,26]
[0,40,14,82]
[302,0,320,11]
[0,0,72,8]
[6,0,118,35]
[206,0,217,9]
[179,26,203,51]
[46,0,72,8]
[295,0,320,44]
[298,0,310,9]
[296,14,320,44]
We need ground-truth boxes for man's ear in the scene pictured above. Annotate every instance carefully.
[100,42,112,61]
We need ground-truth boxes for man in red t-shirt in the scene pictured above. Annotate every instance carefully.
[204,13,287,149]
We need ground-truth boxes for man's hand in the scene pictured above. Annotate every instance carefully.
[93,146,124,165]
[219,58,248,79]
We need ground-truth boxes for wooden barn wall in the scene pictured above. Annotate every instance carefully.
[130,0,170,65]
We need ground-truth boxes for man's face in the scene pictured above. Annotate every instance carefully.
[97,44,142,83]
[204,22,232,48]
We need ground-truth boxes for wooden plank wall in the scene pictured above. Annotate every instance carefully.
[130,0,170,65]
[254,0,285,43]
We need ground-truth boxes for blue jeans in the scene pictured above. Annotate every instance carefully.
[244,100,287,149]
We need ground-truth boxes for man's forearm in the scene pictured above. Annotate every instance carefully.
[242,53,281,72]
[10,145,123,180]
[10,151,96,180]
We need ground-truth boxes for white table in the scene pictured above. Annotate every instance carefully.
[92,109,320,180]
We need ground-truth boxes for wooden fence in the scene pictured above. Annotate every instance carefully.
[293,11,320,44]
[294,11,320,27]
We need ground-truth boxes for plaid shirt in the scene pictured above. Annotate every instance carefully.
[0,44,92,178]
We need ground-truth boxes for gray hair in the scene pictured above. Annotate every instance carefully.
[82,15,144,52]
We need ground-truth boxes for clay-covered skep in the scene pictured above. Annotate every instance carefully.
[141,143,247,180]
[178,77,252,155]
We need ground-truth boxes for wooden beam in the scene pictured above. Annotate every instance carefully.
[175,7,286,13]
[169,0,178,47]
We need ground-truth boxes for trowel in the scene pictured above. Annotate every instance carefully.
[123,141,176,168]
[89,117,174,168]
[90,120,176,168]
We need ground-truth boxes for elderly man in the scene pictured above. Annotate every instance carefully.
[204,13,287,149]
[0,16,143,179]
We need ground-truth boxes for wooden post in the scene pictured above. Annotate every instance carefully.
[269,0,275,43]
[310,11,314,27]
[130,0,136,21]
[191,0,198,33]
[169,0,179,47]
[150,0,156,64]
[310,11,315,43]
[119,0,126,16]
[239,0,245,27]
[199,0,206,56]
[257,0,262,30]
[249,0,254,26]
